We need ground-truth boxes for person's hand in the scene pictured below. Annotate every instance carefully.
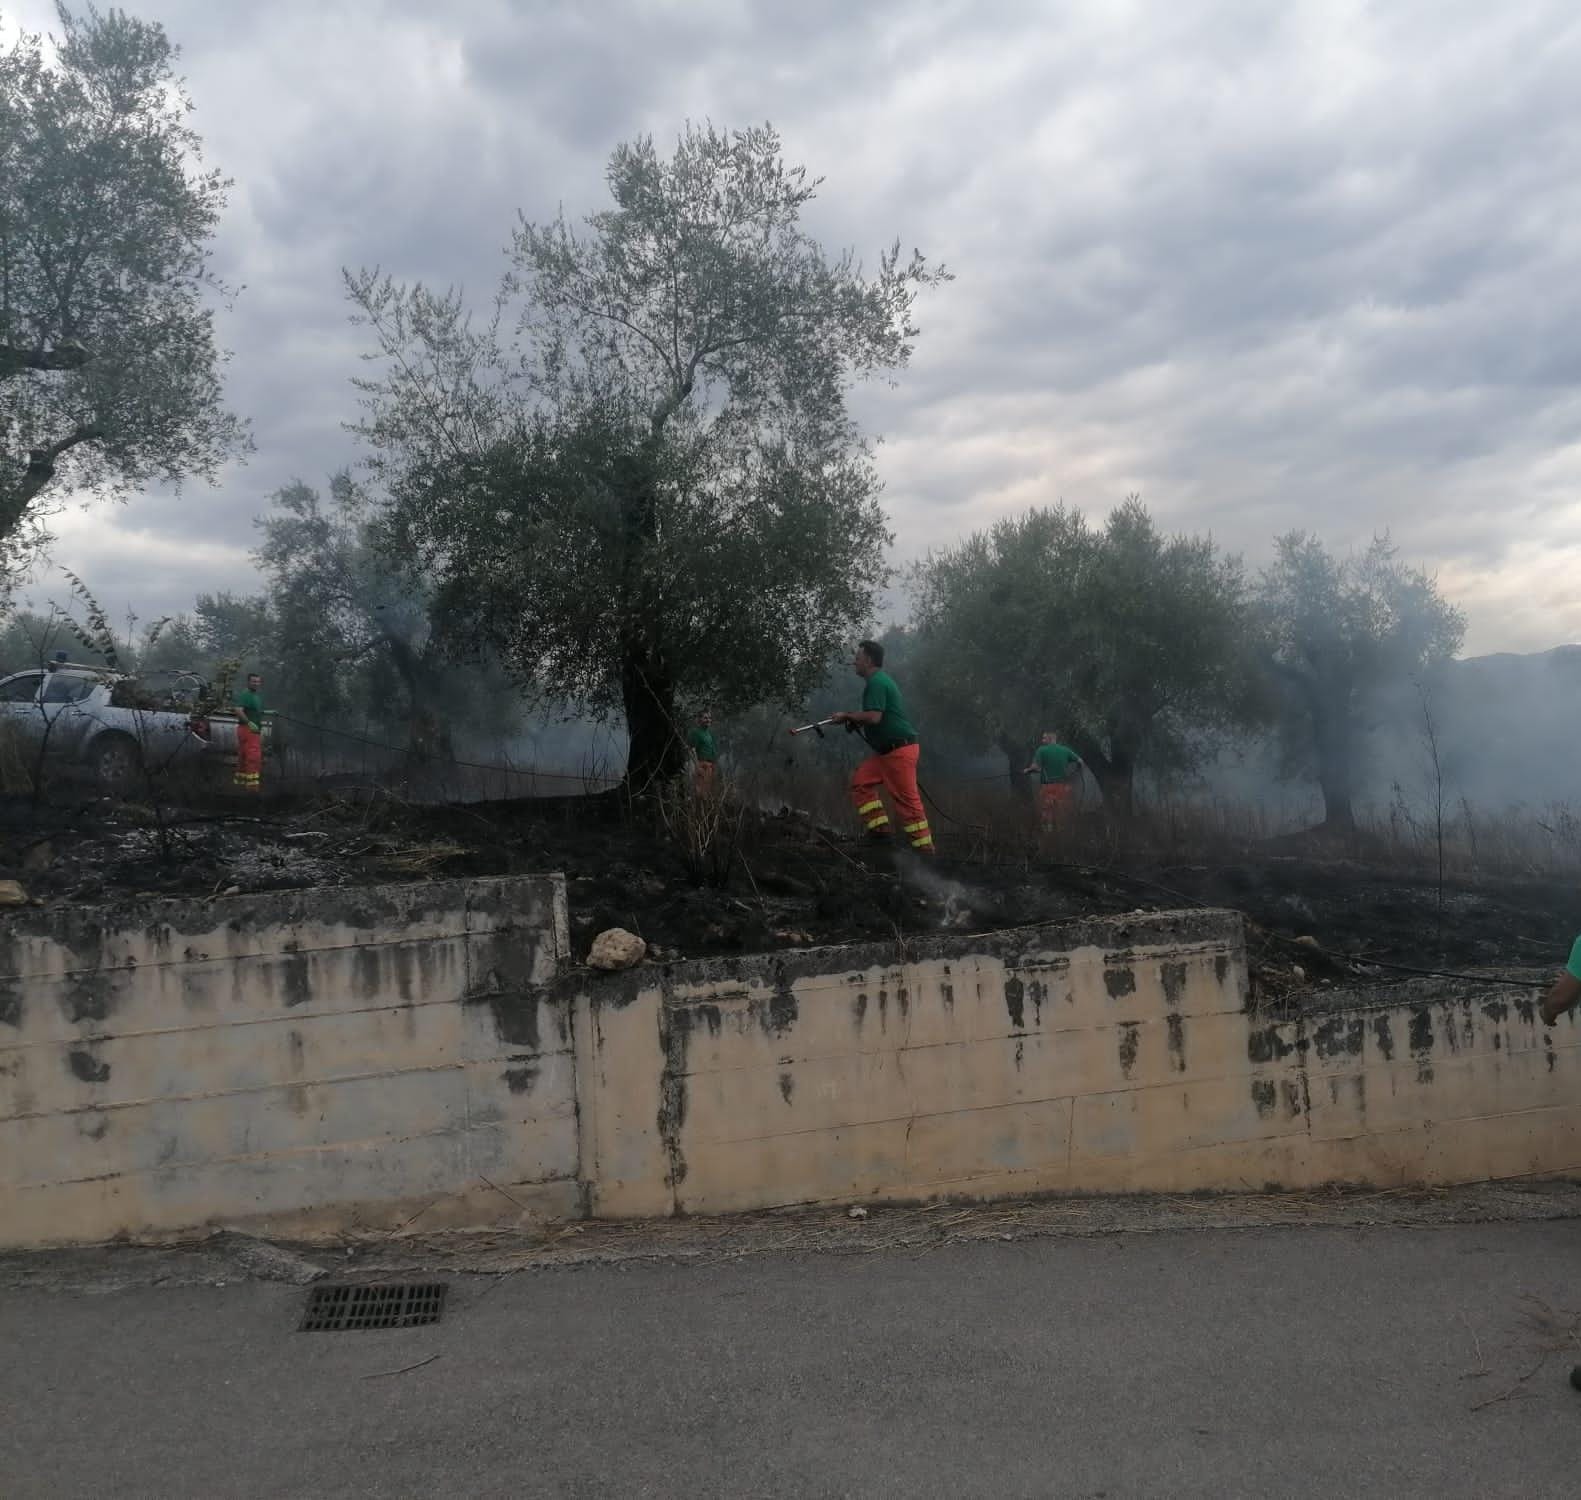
[828,711,848,724]
[1541,974,1581,1025]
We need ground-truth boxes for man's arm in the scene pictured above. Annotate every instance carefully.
[830,710,882,726]
[1541,972,1581,1026]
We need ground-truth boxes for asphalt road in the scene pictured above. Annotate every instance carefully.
[4,1220,1581,1498]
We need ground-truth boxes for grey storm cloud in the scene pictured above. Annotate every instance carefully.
[7,0,1581,652]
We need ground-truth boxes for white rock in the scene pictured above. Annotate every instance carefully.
[847,1205,869,1220]
[588,928,647,970]
[0,880,28,906]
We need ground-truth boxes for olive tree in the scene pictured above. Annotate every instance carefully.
[0,4,246,569]
[1257,532,1465,830]
[913,499,1260,815]
[255,474,472,755]
[347,122,946,790]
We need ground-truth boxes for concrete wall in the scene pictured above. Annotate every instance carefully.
[576,912,1581,1217]
[6,889,1576,1247]
[0,877,573,1248]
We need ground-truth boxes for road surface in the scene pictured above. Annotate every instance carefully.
[3,1219,1580,1497]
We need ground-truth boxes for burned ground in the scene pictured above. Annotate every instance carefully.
[0,791,1573,1001]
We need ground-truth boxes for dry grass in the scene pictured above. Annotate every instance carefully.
[0,720,35,795]
[367,841,470,875]
[654,775,747,886]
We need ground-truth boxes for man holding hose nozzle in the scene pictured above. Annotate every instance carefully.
[1540,938,1581,1026]
[1023,729,1083,834]
[828,640,935,854]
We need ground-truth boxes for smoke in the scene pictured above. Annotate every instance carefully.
[896,851,985,930]
[1186,646,1581,824]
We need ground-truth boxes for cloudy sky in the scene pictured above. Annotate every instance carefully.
[7,0,1581,654]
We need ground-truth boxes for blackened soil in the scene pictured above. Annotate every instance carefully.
[0,793,1573,995]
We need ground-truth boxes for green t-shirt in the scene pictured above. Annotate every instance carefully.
[1566,935,1581,981]
[860,670,917,753]
[235,688,263,733]
[1034,743,1082,785]
[688,726,718,762]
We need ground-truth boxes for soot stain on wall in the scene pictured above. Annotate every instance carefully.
[1161,962,1188,1009]
[63,971,112,1025]
[658,1005,691,1191]
[1118,1022,1140,1079]
[280,952,312,1009]
[1409,1007,1435,1082]
[1314,1016,1365,1060]
[483,994,543,1051]
[767,972,799,1036]
[504,1064,541,1094]
[1247,1025,1301,1064]
[1004,976,1026,1031]
[67,1049,110,1084]
[1166,1014,1186,1072]
[1373,1015,1395,1061]
[1104,967,1136,1000]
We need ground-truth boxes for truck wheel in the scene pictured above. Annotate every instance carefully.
[93,735,140,793]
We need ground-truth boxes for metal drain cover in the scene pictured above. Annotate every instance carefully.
[299,1282,448,1332]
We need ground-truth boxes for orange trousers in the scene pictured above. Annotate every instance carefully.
[1039,781,1073,830]
[235,724,262,790]
[692,760,717,798]
[850,742,933,852]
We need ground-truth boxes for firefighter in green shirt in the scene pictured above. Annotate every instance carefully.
[829,640,934,853]
[687,710,718,798]
[234,673,264,791]
[1023,730,1082,834]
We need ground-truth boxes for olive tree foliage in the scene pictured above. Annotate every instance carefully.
[253,475,476,756]
[0,4,246,574]
[1257,532,1465,830]
[346,122,947,789]
[912,499,1260,815]
[189,590,274,676]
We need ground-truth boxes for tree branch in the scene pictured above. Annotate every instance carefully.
[2,423,103,533]
[0,343,91,379]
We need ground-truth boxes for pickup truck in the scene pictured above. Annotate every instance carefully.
[0,663,271,792]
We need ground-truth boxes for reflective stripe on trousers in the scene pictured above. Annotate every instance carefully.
[848,742,932,850]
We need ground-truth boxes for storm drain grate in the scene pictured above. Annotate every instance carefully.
[299,1282,448,1332]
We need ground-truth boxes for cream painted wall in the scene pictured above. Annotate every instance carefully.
[6,891,1572,1248]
